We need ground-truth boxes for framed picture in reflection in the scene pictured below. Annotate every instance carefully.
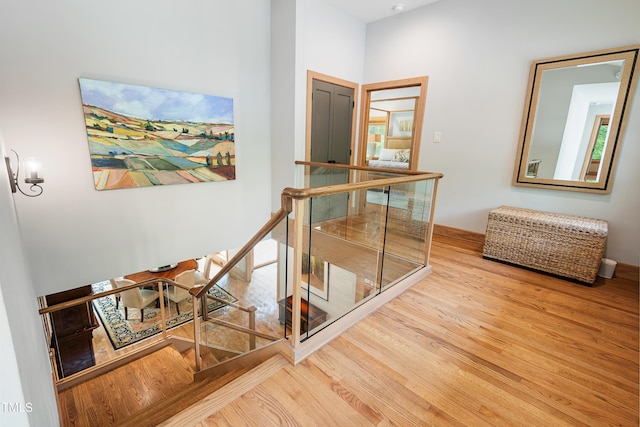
[301,254,329,301]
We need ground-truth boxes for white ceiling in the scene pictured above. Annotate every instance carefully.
[322,0,441,23]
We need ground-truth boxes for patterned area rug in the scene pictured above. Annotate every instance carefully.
[91,281,237,350]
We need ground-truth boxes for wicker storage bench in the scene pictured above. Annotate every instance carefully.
[483,206,608,284]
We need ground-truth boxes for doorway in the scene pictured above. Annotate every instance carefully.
[305,71,359,222]
[357,76,428,171]
[306,71,358,165]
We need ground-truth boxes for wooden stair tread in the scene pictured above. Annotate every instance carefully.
[57,345,194,427]
[118,365,253,427]
[181,347,239,372]
[118,344,287,426]
[158,354,290,426]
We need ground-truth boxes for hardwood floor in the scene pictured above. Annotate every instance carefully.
[58,346,193,426]
[171,233,639,426]
[57,232,639,426]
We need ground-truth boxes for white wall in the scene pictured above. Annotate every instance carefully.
[364,0,640,265]
[302,0,367,84]
[301,0,367,162]
[270,0,366,208]
[270,0,298,210]
[0,0,273,295]
[0,138,59,426]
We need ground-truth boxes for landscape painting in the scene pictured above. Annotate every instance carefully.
[78,78,235,190]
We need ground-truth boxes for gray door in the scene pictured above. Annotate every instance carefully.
[310,79,354,223]
[311,80,353,164]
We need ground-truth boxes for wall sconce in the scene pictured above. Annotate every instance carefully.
[4,149,44,197]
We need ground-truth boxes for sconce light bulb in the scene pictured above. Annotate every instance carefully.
[24,157,41,180]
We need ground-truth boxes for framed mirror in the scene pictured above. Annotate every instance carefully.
[513,45,640,193]
[358,76,428,171]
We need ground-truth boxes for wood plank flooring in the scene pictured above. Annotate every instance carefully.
[58,346,193,426]
[179,233,639,426]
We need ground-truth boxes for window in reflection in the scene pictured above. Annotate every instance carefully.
[581,115,609,181]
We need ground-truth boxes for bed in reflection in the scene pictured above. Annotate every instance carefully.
[366,137,411,170]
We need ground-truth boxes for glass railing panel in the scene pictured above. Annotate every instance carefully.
[198,321,254,368]
[286,170,439,342]
[308,185,391,250]
[197,224,288,369]
[380,179,434,290]
[197,305,279,371]
[295,187,387,341]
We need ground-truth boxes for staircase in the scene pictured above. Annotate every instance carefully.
[57,342,285,427]
[52,163,443,426]
[181,346,241,372]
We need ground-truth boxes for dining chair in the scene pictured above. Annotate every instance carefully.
[195,254,215,285]
[167,269,196,315]
[108,278,122,308]
[113,278,159,322]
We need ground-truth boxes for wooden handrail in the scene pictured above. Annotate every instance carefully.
[39,278,242,315]
[193,163,442,299]
[285,161,443,200]
[192,207,291,298]
[42,164,442,313]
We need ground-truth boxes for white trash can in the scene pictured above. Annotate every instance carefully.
[597,258,617,279]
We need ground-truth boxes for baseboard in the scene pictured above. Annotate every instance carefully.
[433,223,485,245]
[434,224,638,282]
[615,263,639,281]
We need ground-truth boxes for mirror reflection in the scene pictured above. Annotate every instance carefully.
[359,77,428,171]
[514,45,639,193]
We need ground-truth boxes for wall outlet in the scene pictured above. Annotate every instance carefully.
[434,131,442,143]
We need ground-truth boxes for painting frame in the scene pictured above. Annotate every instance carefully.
[388,111,414,137]
[78,78,236,191]
[301,253,329,301]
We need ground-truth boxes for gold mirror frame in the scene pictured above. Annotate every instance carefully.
[513,45,640,193]
[358,76,428,171]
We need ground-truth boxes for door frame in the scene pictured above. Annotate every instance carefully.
[305,70,359,165]
[357,76,428,171]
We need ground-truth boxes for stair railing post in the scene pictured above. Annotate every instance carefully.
[248,306,257,350]
[157,280,168,340]
[291,198,305,348]
[192,294,201,372]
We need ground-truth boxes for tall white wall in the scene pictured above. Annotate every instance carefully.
[0,0,273,295]
[270,0,366,208]
[364,0,640,264]
[270,0,298,210]
[0,138,59,426]
[302,0,367,84]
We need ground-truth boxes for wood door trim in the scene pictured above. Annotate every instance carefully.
[358,76,428,171]
[305,70,359,165]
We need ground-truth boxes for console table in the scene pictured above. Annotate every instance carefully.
[124,259,197,283]
[278,296,327,334]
